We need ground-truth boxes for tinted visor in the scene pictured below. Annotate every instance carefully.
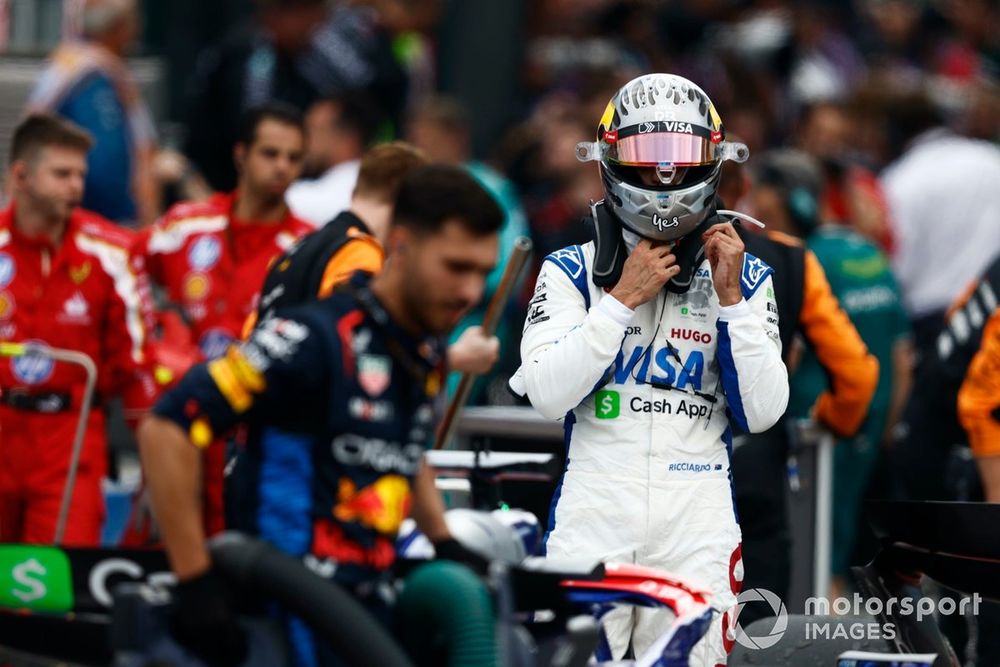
[605,122,719,167]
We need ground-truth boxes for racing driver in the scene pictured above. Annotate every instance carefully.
[512,73,789,663]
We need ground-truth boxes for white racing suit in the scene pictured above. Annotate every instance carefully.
[513,242,788,664]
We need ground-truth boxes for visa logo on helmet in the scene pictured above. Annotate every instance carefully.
[612,346,705,390]
[660,121,693,134]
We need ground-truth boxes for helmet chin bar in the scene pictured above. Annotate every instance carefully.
[574,140,750,164]
[656,164,679,185]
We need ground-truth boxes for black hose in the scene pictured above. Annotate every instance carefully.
[209,532,414,667]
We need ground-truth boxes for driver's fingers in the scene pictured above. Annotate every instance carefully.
[704,221,739,239]
[708,233,744,254]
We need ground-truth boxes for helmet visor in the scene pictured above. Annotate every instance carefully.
[607,132,716,167]
[604,122,720,167]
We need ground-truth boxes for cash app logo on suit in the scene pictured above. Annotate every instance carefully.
[595,390,620,419]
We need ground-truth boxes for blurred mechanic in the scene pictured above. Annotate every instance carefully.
[899,253,1000,503]
[887,253,1000,666]
[750,150,900,596]
[285,94,384,226]
[0,114,156,545]
[140,166,502,666]
[717,158,879,615]
[512,74,789,663]
[138,103,312,534]
[958,256,1000,501]
[249,140,499,375]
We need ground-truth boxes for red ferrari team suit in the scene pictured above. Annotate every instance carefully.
[138,192,311,534]
[0,204,156,545]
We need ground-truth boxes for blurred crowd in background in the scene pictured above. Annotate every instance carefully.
[3,0,1000,631]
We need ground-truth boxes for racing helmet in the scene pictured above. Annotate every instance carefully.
[577,73,749,242]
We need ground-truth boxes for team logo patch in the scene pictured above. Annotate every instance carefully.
[183,273,211,301]
[358,354,391,397]
[741,255,770,293]
[348,397,394,422]
[548,246,585,280]
[188,236,221,271]
[12,340,54,384]
[58,291,90,324]
[69,261,91,285]
[425,369,441,398]
[199,328,235,360]
[0,291,15,320]
[0,254,15,288]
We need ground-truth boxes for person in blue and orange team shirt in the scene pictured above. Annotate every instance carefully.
[138,102,312,534]
[0,113,157,546]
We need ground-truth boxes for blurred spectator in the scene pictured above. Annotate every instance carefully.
[857,0,938,81]
[785,3,866,107]
[498,98,600,262]
[752,149,911,594]
[27,0,158,228]
[408,95,529,402]
[796,101,894,251]
[286,94,384,227]
[184,0,407,192]
[879,90,1000,354]
[138,104,312,535]
[937,0,1000,81]
[0,114,157,545]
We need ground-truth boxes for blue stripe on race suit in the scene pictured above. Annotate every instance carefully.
[715,321,749,432]
[594,604,615,662]
[544,245,591,309]
[257,427,317,667]
[739,252,773,301]
[542,411,575,555]
[258,427,314,554]
[722,426,739,526]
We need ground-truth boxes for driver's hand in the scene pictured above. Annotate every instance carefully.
[702,222,745,307]
[171,569,247,667]
[447,326,500,375]
[609,239,679,309]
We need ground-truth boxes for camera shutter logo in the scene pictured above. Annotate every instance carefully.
[734,587,788,650]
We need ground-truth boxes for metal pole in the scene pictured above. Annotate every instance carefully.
[0,342,98,544]
[814,431,834,599]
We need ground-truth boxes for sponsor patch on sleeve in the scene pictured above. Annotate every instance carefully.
[543,245,591,308]
[546,245,585,280]
[740,253,773,299]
